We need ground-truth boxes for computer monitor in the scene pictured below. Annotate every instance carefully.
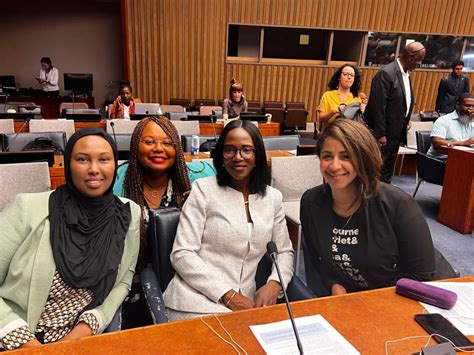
[135,103,162,115]
[239,114,268,122]
[0,75,16,89]
[64,113,102,122]
[64,73,93,93]
[181,115,217,123]
[129,114,151,121]
[0,150,55,167]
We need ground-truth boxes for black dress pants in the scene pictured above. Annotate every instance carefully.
[380,139,400,183]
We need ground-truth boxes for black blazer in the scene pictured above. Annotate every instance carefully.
[435,74,470,114]
[300,183,435,296]
[365,60,415,145]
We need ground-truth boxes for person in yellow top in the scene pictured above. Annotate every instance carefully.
[318,64,362,132]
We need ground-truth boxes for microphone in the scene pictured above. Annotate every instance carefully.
[109,121,118,147]
[266,241,304,355]
[5,117,31,152]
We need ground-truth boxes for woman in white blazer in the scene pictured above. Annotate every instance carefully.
[164,120,294,320]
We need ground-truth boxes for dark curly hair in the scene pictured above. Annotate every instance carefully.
[327,64,361,97]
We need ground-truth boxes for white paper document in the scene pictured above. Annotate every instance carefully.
[420,282,474,335]
[249,314,360,354]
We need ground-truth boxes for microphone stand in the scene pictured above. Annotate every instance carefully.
[269,250,304,355]
[110,121,118,147]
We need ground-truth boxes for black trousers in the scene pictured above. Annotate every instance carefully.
[380,139,400,183]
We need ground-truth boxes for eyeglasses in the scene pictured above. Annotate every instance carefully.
[223,146,255,159]
[341,72,355,78]
[140,139,174,148]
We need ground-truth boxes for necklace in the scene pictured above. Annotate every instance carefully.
[341,212,355,229]
[143,180,173,207]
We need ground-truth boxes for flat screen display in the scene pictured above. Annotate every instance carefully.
[64,73,93,92]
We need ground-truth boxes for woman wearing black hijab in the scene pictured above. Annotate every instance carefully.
[0,128,140,350]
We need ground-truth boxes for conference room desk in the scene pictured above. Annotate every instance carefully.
[199,122,280,136]
[1,96,94,118]
[13,119,106,133]
[48,151,295,189]
[439,147,474,234]
[184,150,294,164]
[14,120,280,137]
[12,276,473,354]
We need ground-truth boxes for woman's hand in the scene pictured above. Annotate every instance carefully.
[221,289,255,311]
[331,283,347,295]
[57,322,93,342]
[254,280,281,307]
[20,339,43,348]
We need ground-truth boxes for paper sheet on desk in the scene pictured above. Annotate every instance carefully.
[420,282,474,335]
[249,314,360,354]
[287,150,297,155]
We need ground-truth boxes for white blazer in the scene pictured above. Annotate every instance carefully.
[164,176,294,314]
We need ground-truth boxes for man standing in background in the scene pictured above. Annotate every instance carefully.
[365,41,426,183]
[435,60,470,115]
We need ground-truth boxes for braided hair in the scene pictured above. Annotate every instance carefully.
[123,116,191,269]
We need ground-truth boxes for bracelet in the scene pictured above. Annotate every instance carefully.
[225,291,237,306]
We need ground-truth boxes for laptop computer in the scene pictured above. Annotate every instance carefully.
[135,103,162,115]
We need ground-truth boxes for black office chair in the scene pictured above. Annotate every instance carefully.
[141,207,314,323]
[2,131,67,153]
[413,131,446,197]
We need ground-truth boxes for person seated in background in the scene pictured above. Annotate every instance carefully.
[427,93,474,160]
[112,116,215,327]
[301,119,435,297]
[163,120,294,321]
[317,64,362,132]
[222,78,248,120]
[109,82,142,119]
[0,128,140,350]
[36,57,59,96]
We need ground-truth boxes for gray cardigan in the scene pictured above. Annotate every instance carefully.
[164,176,294,314]
[0,192,140,344]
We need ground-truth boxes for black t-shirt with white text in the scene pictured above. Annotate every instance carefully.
[331,208,369,290]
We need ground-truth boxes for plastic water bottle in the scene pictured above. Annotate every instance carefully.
[191,135,200,155]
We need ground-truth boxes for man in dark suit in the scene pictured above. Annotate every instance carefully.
[435,60,470,114]
[365,41,426,183]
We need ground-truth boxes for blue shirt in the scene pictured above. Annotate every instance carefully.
[113,161,217,197]
[427,110,474,158]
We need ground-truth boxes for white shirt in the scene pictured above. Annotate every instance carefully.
[39,67,59,92]
[123,104,130,120]
[396,58,411,116]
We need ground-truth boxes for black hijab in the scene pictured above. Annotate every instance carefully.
[49,127,131,309]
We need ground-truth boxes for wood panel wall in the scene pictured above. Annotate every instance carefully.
[123,0,474,121]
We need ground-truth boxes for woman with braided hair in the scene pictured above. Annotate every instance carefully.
[112,116,190,328]
[113,116,215,328]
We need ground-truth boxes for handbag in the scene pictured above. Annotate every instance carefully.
[339,102,366,124]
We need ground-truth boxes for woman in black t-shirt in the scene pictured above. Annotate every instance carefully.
[300,119,436,296]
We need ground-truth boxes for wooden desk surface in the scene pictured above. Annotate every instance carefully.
[184,150,294,163]
[199,122,280,136]
[13,277,473,354]
[439,147,474,234]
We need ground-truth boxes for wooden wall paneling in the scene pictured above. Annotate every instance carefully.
[123,0,474,122]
